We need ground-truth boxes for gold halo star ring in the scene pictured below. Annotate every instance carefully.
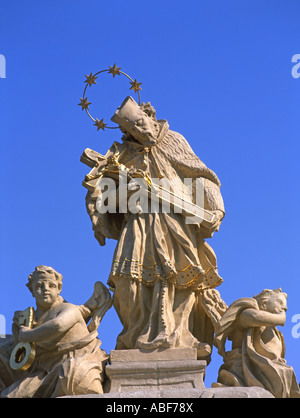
[78,64,142,132]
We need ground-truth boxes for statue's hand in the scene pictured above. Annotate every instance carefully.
[18,326,31,343]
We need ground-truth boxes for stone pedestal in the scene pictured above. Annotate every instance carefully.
[105,348,206,393]
[62,386,274,398]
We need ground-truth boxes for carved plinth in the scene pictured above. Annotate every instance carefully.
[105,348,206,393]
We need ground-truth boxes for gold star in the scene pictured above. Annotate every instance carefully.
[84,72,97,86]
[129,79,142,93]
[108,64,121,78]
[78,97,91,111]
[94,118,107,131]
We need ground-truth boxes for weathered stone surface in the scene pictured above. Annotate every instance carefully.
[106,360,206,393]
[109,348,197,363]
[60,386,274,398]
[198,387,274,398]
[105,348,206,393]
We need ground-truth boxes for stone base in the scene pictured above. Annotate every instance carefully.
[61,387,274,398]
[61,348,274,398]
[105,348,206,393]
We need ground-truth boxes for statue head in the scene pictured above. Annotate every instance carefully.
[111,96,159,144]
[253,288,287,314]
[27,265,63,309]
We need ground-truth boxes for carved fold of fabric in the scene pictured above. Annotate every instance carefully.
[110,259,205,287]
[108,211,223,291]
[0,336,107,398]
[214,299,300,398]
[111,276,212,359]
[242,328,300,399]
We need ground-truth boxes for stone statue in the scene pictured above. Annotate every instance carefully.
[81,96,225,359]
[0,265,112,398]
[212,288,300,398]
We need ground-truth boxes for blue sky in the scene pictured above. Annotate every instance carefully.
[0,0,300,388]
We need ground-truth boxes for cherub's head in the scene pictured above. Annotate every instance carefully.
[27,265,63,309]
[253,288,287,314]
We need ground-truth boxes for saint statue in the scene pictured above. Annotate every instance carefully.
[81,96,225,359]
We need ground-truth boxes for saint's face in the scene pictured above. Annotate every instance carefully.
[129,111,159,142]
[262,293,287,314]
[120,109,159,145]
[32,274,61,309]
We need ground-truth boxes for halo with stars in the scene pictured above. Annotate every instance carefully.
[78,64,142,131]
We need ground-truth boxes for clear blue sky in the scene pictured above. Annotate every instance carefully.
[0,0,299,388]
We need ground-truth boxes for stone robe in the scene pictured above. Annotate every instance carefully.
[84,120,225,357]
[213,298,300,398]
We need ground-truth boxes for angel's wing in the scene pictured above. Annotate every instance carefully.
[79,282,112,332]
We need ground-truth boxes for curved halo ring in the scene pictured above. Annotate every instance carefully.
[78,64,142,131]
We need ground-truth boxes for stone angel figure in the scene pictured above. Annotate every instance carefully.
[0,265,112,398]
[212,288,300,398]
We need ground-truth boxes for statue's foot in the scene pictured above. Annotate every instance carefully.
[211,382,225,388]
[136,332,171,350]
[195,342,211,359]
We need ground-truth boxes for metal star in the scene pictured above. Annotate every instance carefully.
[108,64,121,78]
[78,97,92,111]
[84,72,97,86]
[129,79,142,93]
[94,118,107,131]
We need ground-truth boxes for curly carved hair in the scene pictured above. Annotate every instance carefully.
[140,102,156,119]
[26,265,63,294]
[253,288,287,306]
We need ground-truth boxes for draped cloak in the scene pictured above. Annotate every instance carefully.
[84,120,225,356]
[213,298,300,398]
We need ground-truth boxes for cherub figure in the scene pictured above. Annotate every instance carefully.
[0,265,112,398]
[213,288,300,398]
